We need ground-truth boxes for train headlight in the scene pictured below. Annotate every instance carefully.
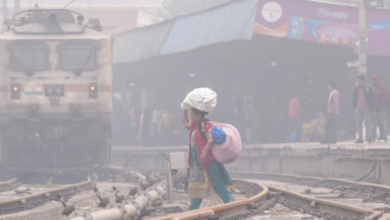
[11,84,21,99]
[89,83,98,98]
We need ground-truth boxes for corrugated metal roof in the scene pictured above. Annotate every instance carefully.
[156,0,235,21]
[113,19,175,65]
[160,0,257,55]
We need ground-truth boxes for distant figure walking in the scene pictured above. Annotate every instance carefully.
[323,80,340,144]
[137,107,153,146]
[288,96,301,142]
[159,109,174,145]
[353,76,375,144]
[152,106,164,145]
[371,75,389,142]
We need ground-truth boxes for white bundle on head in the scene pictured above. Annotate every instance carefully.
[181,88,217,113]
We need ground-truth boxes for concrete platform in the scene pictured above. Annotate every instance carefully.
[112,142,390,184]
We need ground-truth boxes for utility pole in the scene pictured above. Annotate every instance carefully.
[358,0,368,77]
[15,0,20,13]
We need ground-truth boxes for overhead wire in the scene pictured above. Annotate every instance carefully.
[62,0,77,8]
[26,0,46,9]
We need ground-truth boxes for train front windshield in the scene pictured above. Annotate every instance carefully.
[57,41,98,72]
[9,41,48,72]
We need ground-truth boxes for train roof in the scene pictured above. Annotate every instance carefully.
[0,9,110,40]
[0,27,110,40]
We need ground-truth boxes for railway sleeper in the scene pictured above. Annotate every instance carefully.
[241,173,389,204]
[220,197,279,220]
[278,196,347,220]
[0,199,50,216]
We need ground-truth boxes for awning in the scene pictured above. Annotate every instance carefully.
[160,0,257,55]
[113,0,257,65]
[113,19,175,65]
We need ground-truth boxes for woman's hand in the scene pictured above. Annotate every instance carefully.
[182,110,191,130]
[200,151,207,164]
[207,129,213,141]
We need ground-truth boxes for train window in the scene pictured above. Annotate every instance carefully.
[9,41,49,72]
[57,41,98,72]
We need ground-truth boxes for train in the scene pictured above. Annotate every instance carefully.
[0,9,112,176]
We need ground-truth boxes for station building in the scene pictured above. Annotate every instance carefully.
[112,0,390,144]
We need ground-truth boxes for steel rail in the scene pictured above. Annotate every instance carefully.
[267,184,381,220]
[171,210,215,220]
[150,176,383,220]
[0,177,93,215]
[152,180,269,220]
[379,213,390,220]
[232,171,390,219]
[230,171,390,195]
[0,177,18,192]
[145,168,390,194]
[100,167,390,219]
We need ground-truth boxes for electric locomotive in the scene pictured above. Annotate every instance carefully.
[0,9,112,175]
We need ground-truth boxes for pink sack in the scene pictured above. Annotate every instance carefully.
[209,122,242,164]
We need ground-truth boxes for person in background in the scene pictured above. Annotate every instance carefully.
[372,75,389,142]
[182,108,234,210]
[128,106,137,145]
[152,105,164,145]
[353,75,375,144]
[288,96,301,142]
[323,80,341,144]
[301,111,326,142]
[137,107,153,146]
[159,109,174,145]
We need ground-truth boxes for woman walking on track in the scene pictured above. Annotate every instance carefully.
[182,108,234,210]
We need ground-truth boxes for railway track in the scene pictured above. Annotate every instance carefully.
[40,157,387,220]
[0,165,164,219]
[64,174,382,220]
[0,177,94,216]
[1,168,389,219]
[232,171,390,207]
[0,178,19,193]
[142,172,390,220]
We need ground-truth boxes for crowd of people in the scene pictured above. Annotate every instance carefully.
[115,75,389,147]
[136,106,176,146]
[289,75,389,144]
